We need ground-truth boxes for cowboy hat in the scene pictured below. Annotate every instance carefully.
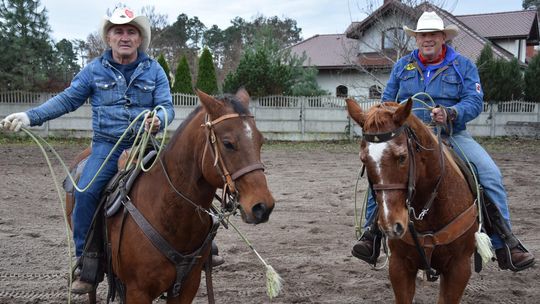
[403,11,459,41]
[100,7,151,52]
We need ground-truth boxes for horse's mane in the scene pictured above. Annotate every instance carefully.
[364,101,463,176]
[165,93,251,149]
[364,102,432,142]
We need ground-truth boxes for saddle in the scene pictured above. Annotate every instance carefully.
[63,146,157,218]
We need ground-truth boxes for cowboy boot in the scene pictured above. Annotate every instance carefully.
[351,221,382,265]
[483,194,535,271]
[71,259,96,294]
[211,241,225,267]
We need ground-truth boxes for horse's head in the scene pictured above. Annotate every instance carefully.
[346,98,413,239]
[197,88,275,224]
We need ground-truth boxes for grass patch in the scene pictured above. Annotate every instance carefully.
[0,133,90,146]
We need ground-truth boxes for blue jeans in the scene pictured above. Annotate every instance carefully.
[363,130,510,249]
[73,140,131,257]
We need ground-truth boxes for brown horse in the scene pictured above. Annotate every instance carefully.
[346,98,478,304]
[67,88,275,303]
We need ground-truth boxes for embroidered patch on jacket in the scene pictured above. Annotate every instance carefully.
[475,83,481,93]
[405,63,415,70]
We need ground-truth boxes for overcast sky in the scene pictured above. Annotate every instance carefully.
[41,0,528,42]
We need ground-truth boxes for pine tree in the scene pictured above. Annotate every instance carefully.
[0,0,56,91]
[172,55,193,94]
[524,54,540,102]
[157,54,172,88]
[476,44,496,102]
[196,48,219,94]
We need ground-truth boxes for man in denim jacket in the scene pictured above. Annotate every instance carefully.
[1,7,175,293]
[351,11,534,272]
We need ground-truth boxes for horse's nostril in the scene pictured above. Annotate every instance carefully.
[252,202,270,223]
[394,223,404,236]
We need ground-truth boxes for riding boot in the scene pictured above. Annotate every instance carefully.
[73,206,105,293]
[351,216,382,265]
[71,258,96,294]
[211,241,225,267]
[483,192,535,271]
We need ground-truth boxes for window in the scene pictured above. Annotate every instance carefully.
[369,85,382,99]
[382,27,406,50]
[336,85,348,97]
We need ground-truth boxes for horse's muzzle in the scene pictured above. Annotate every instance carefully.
[241,202,274,224]
[382,222,406,239]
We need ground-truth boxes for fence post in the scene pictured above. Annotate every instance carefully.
[490,102,496,138]
[300,96,305,140]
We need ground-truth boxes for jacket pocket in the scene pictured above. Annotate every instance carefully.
[398,70,419,97]
[441,74,461,98]
[132,80,156,106]
[95,80,118,105]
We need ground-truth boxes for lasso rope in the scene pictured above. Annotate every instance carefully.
[6,107,281,300]
[12,107,168,302]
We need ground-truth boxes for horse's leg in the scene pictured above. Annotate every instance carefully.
[437,256,471,304]
[389,255,417,304]
[125,287,154,304]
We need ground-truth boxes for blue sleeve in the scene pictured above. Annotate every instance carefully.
[382,61,401,102]
[452,59,483,124]
[152,64,175,130]
[26,66,93,126]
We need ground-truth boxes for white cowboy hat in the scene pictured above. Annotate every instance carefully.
[403,11,459,41]
[100,7,151,52]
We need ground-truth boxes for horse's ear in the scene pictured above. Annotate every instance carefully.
[235,87,250,107]
[393,97,413,125]
[196,89,224,114]
[346,98,365,127]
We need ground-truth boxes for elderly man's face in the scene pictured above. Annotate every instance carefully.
[415,31,446,61]
[106,24,142,63]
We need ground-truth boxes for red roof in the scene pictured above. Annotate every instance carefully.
[288,34,358,69]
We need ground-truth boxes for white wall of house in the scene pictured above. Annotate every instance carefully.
[317,69,390,99]
[494,39,527,62]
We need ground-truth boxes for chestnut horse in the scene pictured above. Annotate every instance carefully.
[67,89,275,303]
[346,98,478,304]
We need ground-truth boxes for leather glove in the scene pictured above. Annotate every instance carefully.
[0,112,30,132]
[144,113,161,134]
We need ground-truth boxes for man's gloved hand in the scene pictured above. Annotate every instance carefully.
[0,112,30,132]
[144,113,161,134]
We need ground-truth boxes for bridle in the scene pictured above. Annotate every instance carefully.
[202,113,265,212]
[363,123,445,221]
[362,121,448,281]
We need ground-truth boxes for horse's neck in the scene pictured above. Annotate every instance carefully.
[412,125,473,226]
[160,114,216,207]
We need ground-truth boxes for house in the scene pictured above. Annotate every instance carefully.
[289,0,540,99]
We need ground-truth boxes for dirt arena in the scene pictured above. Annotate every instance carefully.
[0,137,539,303]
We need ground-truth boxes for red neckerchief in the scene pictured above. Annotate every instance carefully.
[419,45,446,65]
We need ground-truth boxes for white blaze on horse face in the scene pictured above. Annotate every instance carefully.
[243,121,253,140]
[367,141,392,224]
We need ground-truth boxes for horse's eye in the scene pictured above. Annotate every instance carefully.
[223,140,236,151]
[398,154,407,164]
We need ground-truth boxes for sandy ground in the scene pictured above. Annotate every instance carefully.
[0,137,539,303]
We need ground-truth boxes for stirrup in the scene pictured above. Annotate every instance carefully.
[496,243,535,272]
[351,230,382,266]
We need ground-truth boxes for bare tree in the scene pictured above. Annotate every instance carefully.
[141,5,169,58]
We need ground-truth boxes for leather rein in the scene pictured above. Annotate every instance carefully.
[363,123,477,281]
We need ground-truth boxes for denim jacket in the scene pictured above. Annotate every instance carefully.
[382,45,483,132]
[26,52,175,142]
